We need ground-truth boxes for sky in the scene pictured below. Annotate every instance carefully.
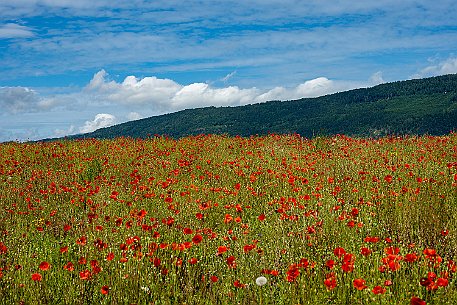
[1,0,457,142]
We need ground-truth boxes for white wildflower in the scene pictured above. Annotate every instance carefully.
[255,276,267,286]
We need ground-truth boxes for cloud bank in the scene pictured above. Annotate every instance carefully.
[85,70,370,114]
[0,87,41,113]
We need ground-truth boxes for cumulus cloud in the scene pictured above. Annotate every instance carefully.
[85,70,366,114]
[0,23,34,38]
[87,70,181,108]
[0,87,41,113]
[79,113,117,133]
[171,83,259,108]
[413,57,457,78]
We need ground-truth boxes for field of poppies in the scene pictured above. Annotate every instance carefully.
[0,133,456,304]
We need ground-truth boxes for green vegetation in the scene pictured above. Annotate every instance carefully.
[66,74,457,140]
[1,134,456,304]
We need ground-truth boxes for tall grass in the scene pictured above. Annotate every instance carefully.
[0,134,456,304]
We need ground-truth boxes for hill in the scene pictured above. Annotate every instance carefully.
[68,74,457,139]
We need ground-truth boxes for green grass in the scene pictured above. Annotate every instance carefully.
[1,134,456,304]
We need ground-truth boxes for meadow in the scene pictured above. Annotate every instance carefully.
[0,134,456,304]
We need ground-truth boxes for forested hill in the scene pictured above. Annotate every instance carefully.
[69,74,457,140]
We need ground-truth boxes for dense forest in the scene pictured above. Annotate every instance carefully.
[66,74,457,140]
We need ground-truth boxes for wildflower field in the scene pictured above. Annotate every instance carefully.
[1,134,456,304]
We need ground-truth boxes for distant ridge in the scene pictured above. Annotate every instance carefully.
[63,74,457,140]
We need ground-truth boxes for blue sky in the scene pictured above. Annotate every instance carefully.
[1,0,457,142]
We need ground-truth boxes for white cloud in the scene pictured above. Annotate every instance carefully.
[87,70,181,108]
[54,125,76,137]
[0,23,34,38]
[79,113,117,133]
[254,76,369,102]
[171,83,259,109]
[413,57,457,78]
[0,70,387,142]
[126,112,143,121]
[0,86,80,114]
[0,86,40,113]
[369,71,385,85]
[295,77,336,98]
[85,70,374,114]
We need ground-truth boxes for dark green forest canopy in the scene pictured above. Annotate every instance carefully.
[63,74,457,140]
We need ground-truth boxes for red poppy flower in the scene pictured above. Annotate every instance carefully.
[364,236,380,243]
[224,214,233,223]
[384,280,393,286]
[342,253,355,272]
[360,247,372,256]
[210,275,219,282]
[106,252,114,261]
[405,253,419,263]
[286,264,300,282]
[79,270,91,280]
[63,262,74,272]
[137,209,147,218]
[325,259,335,269]
[0,242,7,254]
[192,234,203,245]
[324,273,337,290]
[188,258,198,265]
[226,255,236,268]
[384,175,393,183]
[372,285,386,294]
[152,258,161,267]
[423,248,436,257]
[100,285,109,295]
[385,247,400,255]
[183,228,193,234]
[60,246,68,254]
[91,260,101,274]
[353,278,367,290]
[31,273,42,281]
[39,261,50,271]
[333,247,346,258]
[243,244,255,253]
[258,214,266,221]
[76,236,87,246]
[388,260,401,272]
[436,277,448,287]
[217,246,228,255]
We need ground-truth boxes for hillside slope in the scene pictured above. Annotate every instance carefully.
[69,74,457,139]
